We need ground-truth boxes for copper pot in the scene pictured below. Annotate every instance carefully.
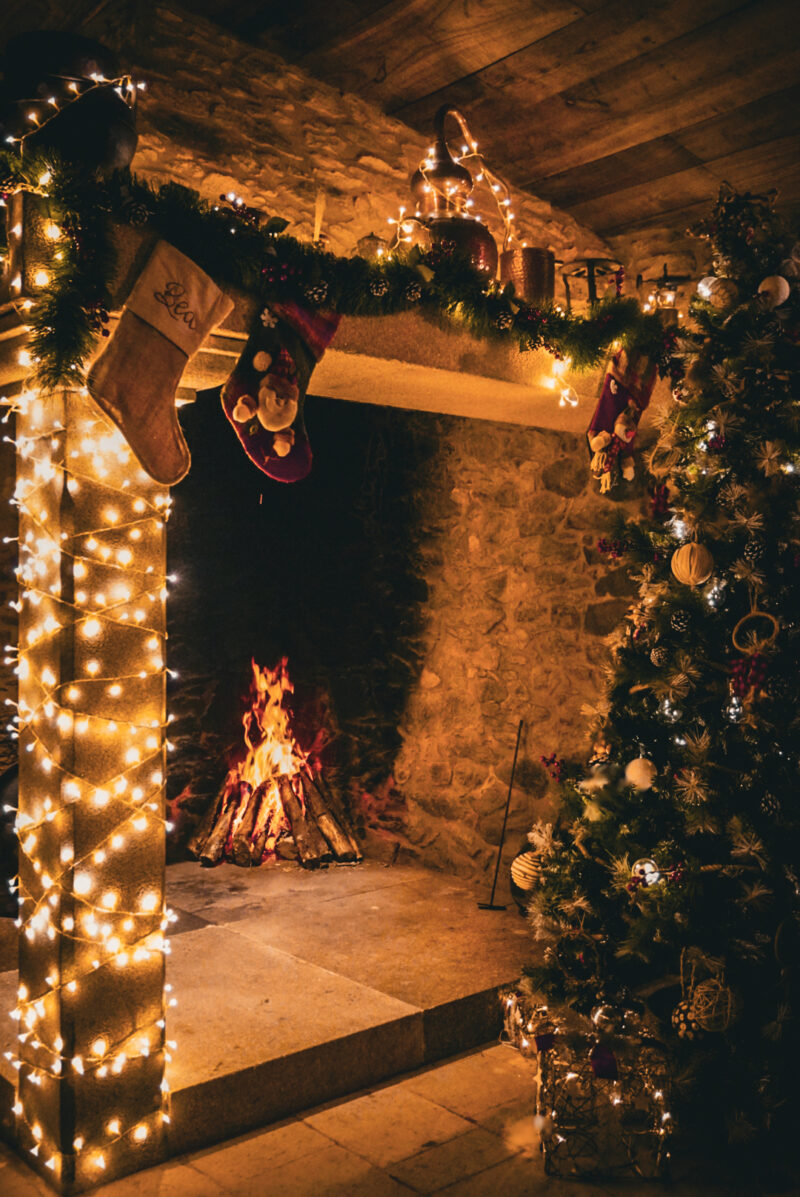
[429,215,498,276]
[500,248,555,304]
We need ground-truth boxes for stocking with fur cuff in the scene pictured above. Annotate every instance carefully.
[87,240,234,485]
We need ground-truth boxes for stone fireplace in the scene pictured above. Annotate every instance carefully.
[166,380,632,881]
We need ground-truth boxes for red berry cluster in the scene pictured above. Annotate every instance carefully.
[262,262,298,285]
[85,301,111,337]
[540,753,563,781]
[731,653,767,698]
[597,537,628,559]
[707,434,727,452]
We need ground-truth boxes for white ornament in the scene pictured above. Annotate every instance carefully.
[758,275,790,308]
[625,757,657,790]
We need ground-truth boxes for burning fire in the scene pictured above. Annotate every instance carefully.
[221,658,308,861]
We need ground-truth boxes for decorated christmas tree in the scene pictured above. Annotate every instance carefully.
[524,187,800,1164]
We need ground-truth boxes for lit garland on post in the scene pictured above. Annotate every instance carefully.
[1,181,176,1185]
[7,380,174,1187]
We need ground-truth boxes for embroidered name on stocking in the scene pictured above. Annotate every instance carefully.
[154,282,199,330]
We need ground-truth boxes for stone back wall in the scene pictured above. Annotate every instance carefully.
[390,416,630,877]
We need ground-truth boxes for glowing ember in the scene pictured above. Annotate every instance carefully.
[220,658,308,862]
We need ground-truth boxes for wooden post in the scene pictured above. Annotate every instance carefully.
[13,385,169,1191]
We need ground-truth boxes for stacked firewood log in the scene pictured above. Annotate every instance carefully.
[188,769,361,868]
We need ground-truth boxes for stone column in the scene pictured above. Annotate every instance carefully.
[14,385,169,1191]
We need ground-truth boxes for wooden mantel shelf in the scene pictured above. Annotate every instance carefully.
[1,216,663,432]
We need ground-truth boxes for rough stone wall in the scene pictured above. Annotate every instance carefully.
[388,418,631,878]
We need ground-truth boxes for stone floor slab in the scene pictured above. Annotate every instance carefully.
[226,871,529,1009]
[165,924,419,1088]
[400,1045,535,1120]
[305,1086,473,1169]
[389,1126,513,1194]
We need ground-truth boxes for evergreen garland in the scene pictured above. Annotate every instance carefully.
[523,186,800,1169]
[0,148,671,391]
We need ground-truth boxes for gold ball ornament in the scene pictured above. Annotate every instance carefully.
[625,757,657,790]
[757,275,790,309]
[671,542,714,586]
[708,278,739,310]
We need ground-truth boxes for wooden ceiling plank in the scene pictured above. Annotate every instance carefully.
[474,0,800,180]
[295,0,606,112]
[526,85,800,207]
[600,161,800,238]
[570,136,800,231]
[240,1,394,54]
[392,0,742,130]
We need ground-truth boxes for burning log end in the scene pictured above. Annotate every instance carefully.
[278,775,332,866]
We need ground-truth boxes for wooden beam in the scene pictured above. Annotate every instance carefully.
[392,0,740,129]
[569,136,800,234]
[603,180,800,243]
[524,86,800,209]
[473,0,800,182]
[296,0,607,111]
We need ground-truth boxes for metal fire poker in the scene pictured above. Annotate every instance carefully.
[479,718,524,911]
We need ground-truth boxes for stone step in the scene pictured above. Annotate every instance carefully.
[0,859,531,1169]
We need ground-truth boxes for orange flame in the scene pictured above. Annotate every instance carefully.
[221,658,308,859]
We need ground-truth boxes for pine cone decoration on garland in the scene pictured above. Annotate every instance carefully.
[650,645,669,667]
[304,282,328,304]
[760,793,781,818]
[494,310,514,331]
[370,277,390,298]
[119,196,151,226]
[671,610,690,632]
[405,281,422,302]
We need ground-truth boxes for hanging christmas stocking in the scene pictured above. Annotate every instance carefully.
[87,240,234,485]
[221,300,340,483]
[586,347,658,492]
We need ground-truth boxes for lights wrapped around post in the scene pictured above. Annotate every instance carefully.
[11,383,172,1189]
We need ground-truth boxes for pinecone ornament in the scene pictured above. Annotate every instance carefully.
[672,999,702,1040]
[494,309,514,330]
[405,280,422,303]
[760,793,781,818]
[671,610,690,632]
[120,196,151,226]
[650,645,669,667]
[370,277,390,298]
[743,538,766,563]
[304,282,328,305]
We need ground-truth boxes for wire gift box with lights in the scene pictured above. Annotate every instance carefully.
[503,991,673,1180]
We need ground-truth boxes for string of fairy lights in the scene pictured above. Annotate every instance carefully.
[2,168,177,1179]
[388,109,522,254]
[3,72,142,150]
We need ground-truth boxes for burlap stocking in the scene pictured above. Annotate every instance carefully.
[87,240,234,484]
[221,300,339,483]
